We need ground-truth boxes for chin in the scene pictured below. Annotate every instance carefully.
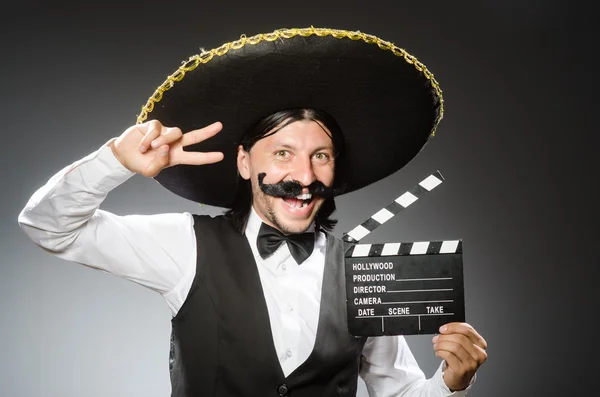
[279,219,314,234]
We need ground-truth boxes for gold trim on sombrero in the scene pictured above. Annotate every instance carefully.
[136,26,444,136]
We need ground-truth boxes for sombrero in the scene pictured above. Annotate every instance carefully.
[137,27,444,207]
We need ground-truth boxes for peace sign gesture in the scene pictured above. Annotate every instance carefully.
[110,120,224,177]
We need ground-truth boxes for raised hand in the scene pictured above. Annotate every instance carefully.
[109,120,224,177]
[432,322,488,391]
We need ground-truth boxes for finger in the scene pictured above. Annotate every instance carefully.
[143,144,170,177]
[150,127,183,149]
[438,334,487,365]
[139,120,164,153]
[171,150,224,167]
[440,323,488,350]
[435,341,482,382]
[180,121,223,147]
[434,334,487,365]
[433,340,471,367]
[435,349,463,374]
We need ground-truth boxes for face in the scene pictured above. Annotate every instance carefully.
[237,119,335,234]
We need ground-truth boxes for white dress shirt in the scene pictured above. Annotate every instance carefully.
[18,140,474,396]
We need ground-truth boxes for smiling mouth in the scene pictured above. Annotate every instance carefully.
[282,193,314,208]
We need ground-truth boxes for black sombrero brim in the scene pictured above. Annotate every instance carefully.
[138,27,443,208]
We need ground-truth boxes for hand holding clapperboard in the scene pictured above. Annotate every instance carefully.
[343,171,465,336]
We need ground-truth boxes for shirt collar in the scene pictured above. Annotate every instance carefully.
[244,206,264,239]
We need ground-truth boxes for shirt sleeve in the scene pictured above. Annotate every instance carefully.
[17,140,197,315]
[359,335,475,397]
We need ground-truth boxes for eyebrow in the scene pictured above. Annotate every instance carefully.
[311,145,334,153]
[274,143,296,150]
[272,142,333,151]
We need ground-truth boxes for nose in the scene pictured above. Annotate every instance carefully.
[289,155,317,188]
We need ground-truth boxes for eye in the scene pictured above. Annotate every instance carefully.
[313,152,331,162]
[274,150,290,158]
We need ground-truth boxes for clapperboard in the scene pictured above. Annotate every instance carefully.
[343,171,465,336]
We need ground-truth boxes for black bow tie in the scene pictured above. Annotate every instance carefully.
[257,222,315,264]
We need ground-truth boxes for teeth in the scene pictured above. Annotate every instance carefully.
[284,198,310,209]
[295,193,312,200]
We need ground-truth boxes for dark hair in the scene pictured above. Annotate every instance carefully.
[224,108,345,233]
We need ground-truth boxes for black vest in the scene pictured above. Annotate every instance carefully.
[169,215,366,397]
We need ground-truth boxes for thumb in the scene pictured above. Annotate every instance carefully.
[143,144,170,177]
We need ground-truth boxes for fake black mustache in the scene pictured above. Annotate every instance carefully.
[257,173,342,199]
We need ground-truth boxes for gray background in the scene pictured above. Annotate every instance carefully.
[1,1,597,396]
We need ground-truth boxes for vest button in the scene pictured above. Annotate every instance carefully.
[277,383,289,396]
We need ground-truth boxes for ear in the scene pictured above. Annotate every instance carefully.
[237,145,251,180]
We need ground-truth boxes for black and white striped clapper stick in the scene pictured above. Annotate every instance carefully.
[343,171,445,243]
[346,239,463,258]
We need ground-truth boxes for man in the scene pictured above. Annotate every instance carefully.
[18,28,487,396]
